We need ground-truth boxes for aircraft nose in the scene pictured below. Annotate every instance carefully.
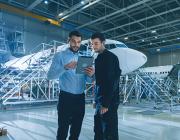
[125,49,147,74]
[131,50,147,68]
[138,51,147,67]
[108,47,147,75]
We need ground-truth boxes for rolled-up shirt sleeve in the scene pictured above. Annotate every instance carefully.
[47,52,65,80]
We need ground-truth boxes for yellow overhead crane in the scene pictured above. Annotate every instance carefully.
[0,2,61,26]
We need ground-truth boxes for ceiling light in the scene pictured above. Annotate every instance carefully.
[150,43,152,45]
[154,36,158,39]
[142,39,145,42]
[58,13,63,16]
[124,37,128,40]
[177,37,180,40]
[156,49,160,52]
[162,40,165,43]
[151,30,156,33]
[44,0,48,4]
[81,1,85,4]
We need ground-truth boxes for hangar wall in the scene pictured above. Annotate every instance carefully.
[0,10,93,55]
[144,50,180,67]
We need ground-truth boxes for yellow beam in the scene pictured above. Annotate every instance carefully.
[0,3,60,26]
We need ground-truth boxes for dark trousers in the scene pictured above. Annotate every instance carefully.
[57,91,85,140]
[94,104,119,140]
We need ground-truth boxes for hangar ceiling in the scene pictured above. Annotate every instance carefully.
[0,0,179,52]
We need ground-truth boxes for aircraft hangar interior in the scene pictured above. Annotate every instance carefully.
[0,0,180,140]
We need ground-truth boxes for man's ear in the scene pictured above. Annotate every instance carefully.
[102,41,105,46]
[67,37,70,43]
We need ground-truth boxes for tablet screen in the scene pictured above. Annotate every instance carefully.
[76,56,94,74]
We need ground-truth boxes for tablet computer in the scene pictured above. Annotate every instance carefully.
[76,56,94,74]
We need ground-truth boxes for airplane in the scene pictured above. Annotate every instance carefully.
[138,65,173,78]
[3,39,147,75]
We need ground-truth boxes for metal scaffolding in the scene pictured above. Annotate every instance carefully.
[0,41,65,109]
[119,68,180,111]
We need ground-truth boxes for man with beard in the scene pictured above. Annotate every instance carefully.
[91,32,121,140]
[47,31,94,140]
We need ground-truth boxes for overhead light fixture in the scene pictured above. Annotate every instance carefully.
[177,37,180,40]
[156,48,160,52]
[162,40,166,43]
[154,36,158,39]
[81,1,85,4]
[124,37,128,40]
[150,42,152,45]
[44,0,48,4]
[142,39,145,42]
[58,13,63,16]
[151,30,156,33]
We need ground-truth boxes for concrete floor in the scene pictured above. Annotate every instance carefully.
[0,105,180,140]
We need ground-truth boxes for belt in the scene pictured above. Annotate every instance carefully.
[60,90,84,97]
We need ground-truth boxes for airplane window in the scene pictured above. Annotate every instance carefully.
[79,44,93,56]
[80,44,87,51]
[105,44,110,49]
[109,44,116,49]
[105,44,116,49]
[116,44,128,48]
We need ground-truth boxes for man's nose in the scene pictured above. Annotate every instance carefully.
[74,42,79,46]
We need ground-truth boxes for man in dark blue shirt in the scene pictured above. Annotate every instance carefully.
[91,32,121,140]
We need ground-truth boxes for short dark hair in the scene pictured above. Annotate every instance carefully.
[69,30,82,38]
[91,32,105,42]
